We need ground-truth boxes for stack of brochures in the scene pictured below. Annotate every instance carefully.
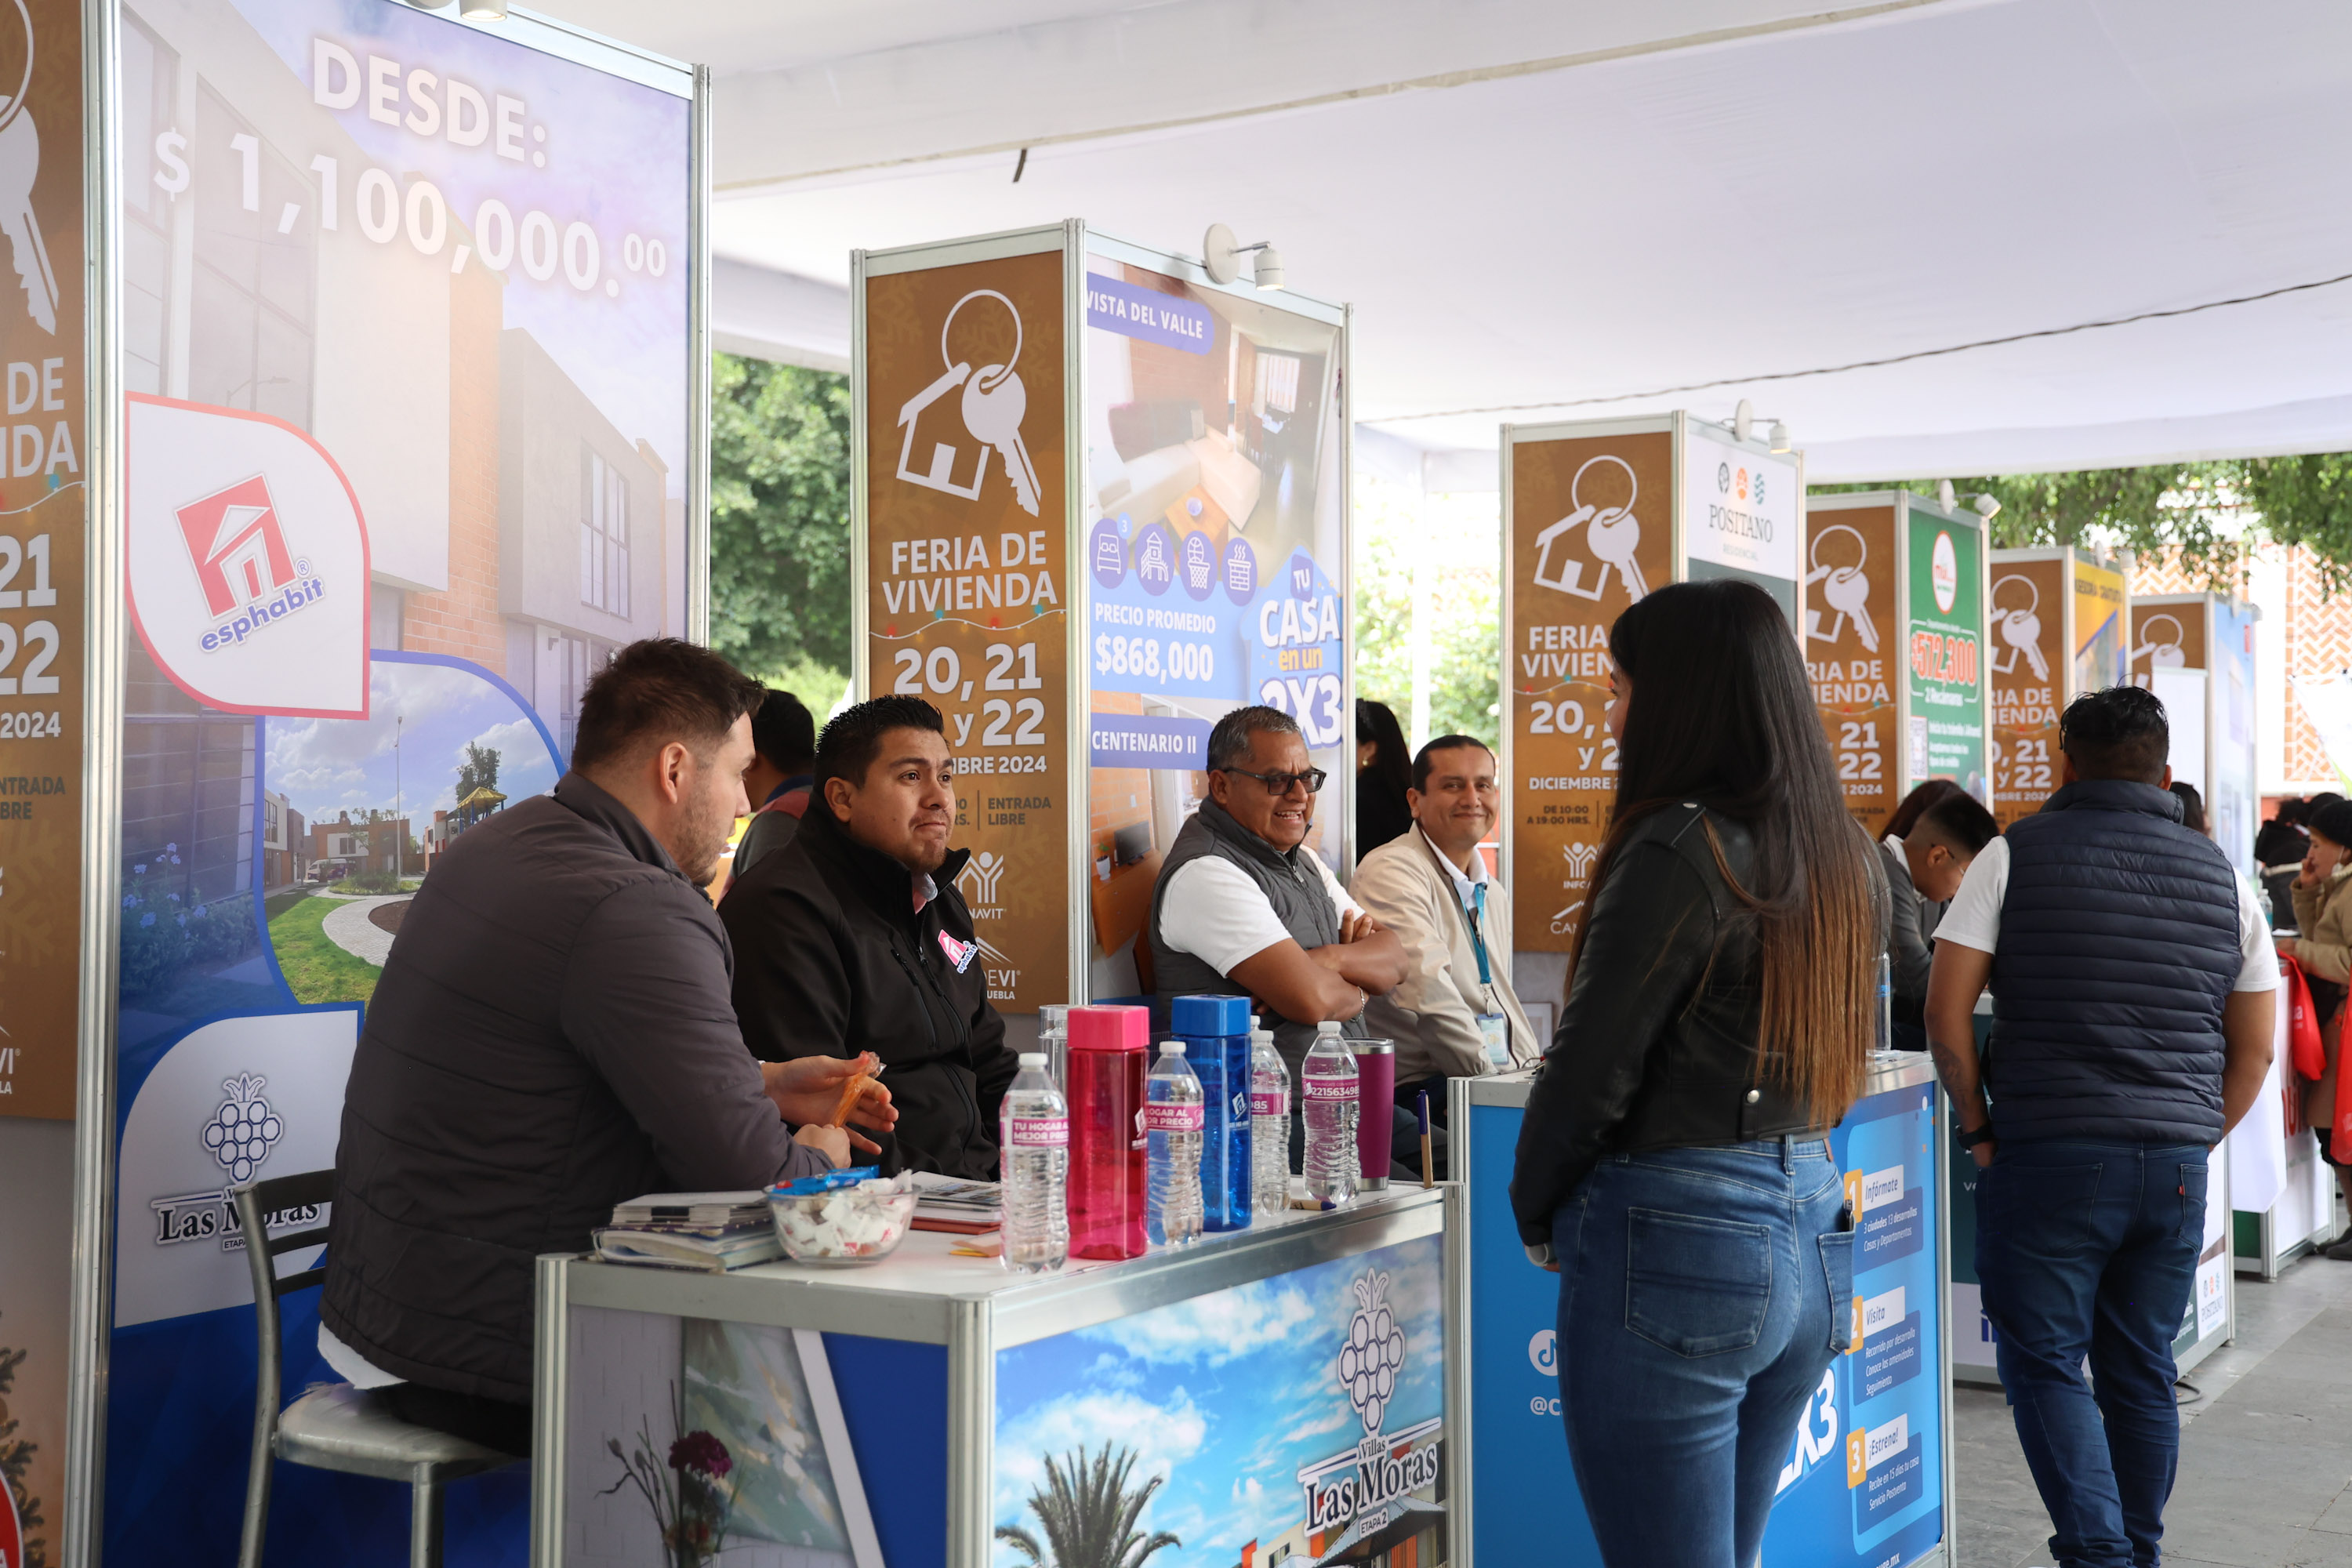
[906,1173,1003,1236]
[593,1190,782,1272]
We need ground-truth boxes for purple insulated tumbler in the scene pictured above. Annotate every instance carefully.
[1354,1038,1394,1191]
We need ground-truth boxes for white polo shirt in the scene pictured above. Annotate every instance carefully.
[1935,837,2279,993]
[1158,853,1363,974]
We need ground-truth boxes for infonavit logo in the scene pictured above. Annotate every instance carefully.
[127,395,368,718]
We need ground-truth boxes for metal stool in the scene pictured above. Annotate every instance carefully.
[233,1170,517,1568]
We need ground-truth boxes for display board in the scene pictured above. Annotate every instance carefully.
[1501,413,1802,977]
[860,244,1069,1010]
[98,3,701,1559]
[1988,549,2129,830]
[1807,492,1989,838]
[853,226,1351,1009]
[2132,593,2260,874]
[1465,1069,1947,1567]
[0,3,85,1560]
[1079,238,1348,996]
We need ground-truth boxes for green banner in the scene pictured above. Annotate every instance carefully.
[1905,513,1985,797]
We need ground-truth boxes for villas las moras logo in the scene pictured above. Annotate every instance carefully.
[1294,1269,1445,1558]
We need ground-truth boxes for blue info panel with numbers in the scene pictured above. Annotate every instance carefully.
[1467,1077,1945,1567]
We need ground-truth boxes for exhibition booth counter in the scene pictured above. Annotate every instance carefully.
[1453,1053,1954,1568]
[532,1186,1461,1568]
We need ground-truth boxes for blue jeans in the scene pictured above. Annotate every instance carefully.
[1975,1141,2209,1568]
[1552,1138,1853,1568]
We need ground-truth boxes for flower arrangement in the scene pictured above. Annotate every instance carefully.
[599,1390,735,1568]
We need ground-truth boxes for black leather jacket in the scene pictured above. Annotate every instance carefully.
[1509,803,1882,1245]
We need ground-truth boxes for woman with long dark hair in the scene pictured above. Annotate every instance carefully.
[1355,698,1414,854]
[1510,579,1883,1566]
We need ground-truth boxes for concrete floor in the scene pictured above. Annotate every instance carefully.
[1958,1247,2352,1567]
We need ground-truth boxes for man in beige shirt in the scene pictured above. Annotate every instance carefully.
[1349,735,1539,1143]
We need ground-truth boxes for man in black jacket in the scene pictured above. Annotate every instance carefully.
[723,696,1018,1179]
[321,641,894,1456]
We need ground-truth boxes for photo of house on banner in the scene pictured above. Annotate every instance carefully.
[1080,259,1347,996]
[261,655,559,1005]
[111,0,690,1051]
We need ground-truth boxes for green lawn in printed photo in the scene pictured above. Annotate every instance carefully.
[266,887,383,1005]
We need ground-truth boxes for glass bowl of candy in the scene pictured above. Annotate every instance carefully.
[767,1169,919,1265]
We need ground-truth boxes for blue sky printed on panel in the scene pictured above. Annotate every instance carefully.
[992,1234,1444,1568]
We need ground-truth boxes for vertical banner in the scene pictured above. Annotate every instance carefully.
[1680,422,1801,621]
[1505,427,1671,953]
[107,2,695,1557]
[2129,599,2207,684]
[2071,557,2127,693]
[0,1,82,1559]
[1079,252,1345,989]
[1806,504,1900,835]
[863,250,1069,1009]
[1904,510,1984,801]
[2210,599,2259,875]
[1989,556,2065,830]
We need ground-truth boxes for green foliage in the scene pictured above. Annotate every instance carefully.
[1352,476,1501,749]
[2244,453,2352,593]
[118,844,256,996]
[456,740,501,801]
[710,354,854,684]
[994,1445,1179,1568]
[267,888,383,1005]
[1805,456,2352,594]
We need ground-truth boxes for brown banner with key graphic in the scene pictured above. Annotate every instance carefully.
[0,0,85,1123]
[1989,557,2066,829]
[1507,429,1672,954]
[2129,599,2207,684]
[863,252,1069,1009]
[1805,503,1900,837]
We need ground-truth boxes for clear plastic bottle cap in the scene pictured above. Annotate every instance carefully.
[1159,1040,1186,1055]
[1017,1051,1047,1067]
[1250,1029,1274,1046]
[1316,1020,1341,1036]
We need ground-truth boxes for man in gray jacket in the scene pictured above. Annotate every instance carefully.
[321,640,892,1455]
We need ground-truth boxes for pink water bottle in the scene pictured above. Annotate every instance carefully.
[1068,1005,1149,1259]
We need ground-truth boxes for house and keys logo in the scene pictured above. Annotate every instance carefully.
[1533,454,1647,602]
[0,0,57,335]
[1803,524,1877,651]
[894,288,1040,516]
[1989,574,2049,681]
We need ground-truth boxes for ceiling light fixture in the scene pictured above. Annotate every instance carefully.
[1768,419,1790,454]
[1203,223,1283,290]
[1973,493,2002,521]
[459,0,507,18]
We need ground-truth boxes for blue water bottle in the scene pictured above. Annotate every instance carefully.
[1171,993,1254,1231]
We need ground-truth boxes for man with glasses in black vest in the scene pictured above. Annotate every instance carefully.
[1926,685,2276,1568]
[1149,705,1414,1176]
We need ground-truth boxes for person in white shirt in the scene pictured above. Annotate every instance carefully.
[1147,705,1412,1173]
[1349,735,1538,1145]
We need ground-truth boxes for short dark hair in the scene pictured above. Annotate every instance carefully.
[1412,735,1494,792]
[815,695,945,793]
[1885,779,1964,840]
[2059,685,2169,785]
[2169,781,2206,834]
[2310,800,2352,849]
[1915,789,1998,856]
[1206,704,1301,772]
[571,638,765,773]
[751,688,816,772]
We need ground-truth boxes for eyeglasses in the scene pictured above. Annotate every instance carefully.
[1218,766,1329,796]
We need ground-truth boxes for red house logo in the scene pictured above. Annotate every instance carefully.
[177,474,296,617]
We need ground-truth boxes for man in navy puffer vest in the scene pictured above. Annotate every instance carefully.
[1926,685,2275,1568]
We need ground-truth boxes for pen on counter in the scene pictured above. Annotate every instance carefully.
[1417,1091,1432,1189]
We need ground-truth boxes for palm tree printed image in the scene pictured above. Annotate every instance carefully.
[996,1445,1180,1568]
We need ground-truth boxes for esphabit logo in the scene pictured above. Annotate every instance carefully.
[177,474,329,654]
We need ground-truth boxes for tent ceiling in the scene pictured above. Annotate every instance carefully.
[535,0,2352,481]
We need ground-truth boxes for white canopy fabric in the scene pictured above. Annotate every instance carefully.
[535,0,2352,481]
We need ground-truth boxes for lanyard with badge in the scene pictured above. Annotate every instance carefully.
[1454,877,1512,1067]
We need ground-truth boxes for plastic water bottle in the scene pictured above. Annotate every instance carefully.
[1250,1025,1291,1220]
[1145,1041,1204,1246]
[1173,994,1252,1232]
[1000,1052,1069,1272]
[1302,1021,1359,1206]
[1038,1004,1070,1095]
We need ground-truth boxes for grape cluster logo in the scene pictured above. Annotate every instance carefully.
[1298,1265,1443,1549]
[1340,1270,1408,1435]
[200,1072,284,1184]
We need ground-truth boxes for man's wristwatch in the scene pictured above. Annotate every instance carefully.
[1954,1123,1994,1150]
